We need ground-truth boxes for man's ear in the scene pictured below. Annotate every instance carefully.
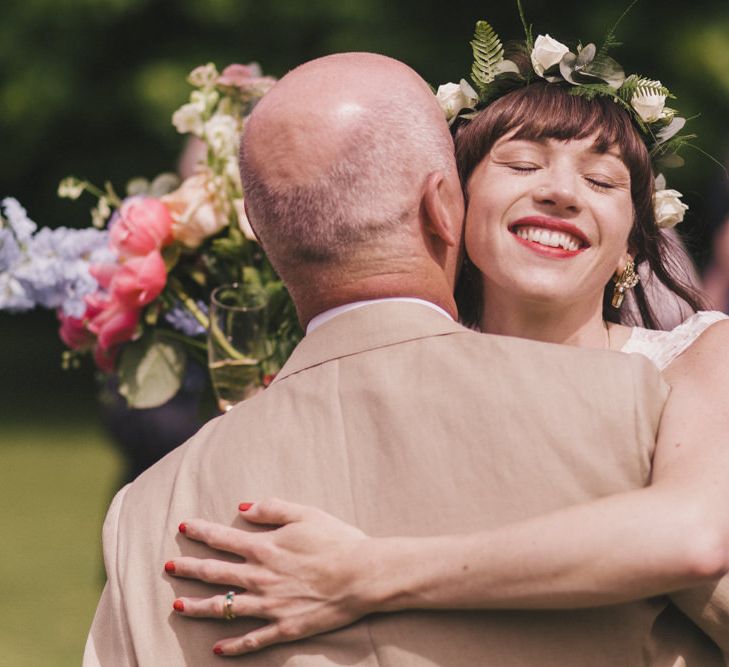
[422,171,462,248]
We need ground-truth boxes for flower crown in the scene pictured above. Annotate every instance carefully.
[436,2,690,229]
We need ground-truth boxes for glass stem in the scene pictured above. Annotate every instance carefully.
[167,277,245,361]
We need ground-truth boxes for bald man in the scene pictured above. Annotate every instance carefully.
[85,53,684,666]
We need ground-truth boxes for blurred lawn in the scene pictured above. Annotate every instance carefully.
[0,422,122,667]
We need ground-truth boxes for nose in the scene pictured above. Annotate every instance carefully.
[532,171,581,214]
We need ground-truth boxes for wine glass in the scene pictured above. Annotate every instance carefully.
[207,283,271,411]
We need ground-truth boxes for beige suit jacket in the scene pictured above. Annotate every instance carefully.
[84,302,725,666]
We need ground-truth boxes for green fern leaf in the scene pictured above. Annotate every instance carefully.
[470,20,505,94]
[619,75,671,102]
[597,0,638,61]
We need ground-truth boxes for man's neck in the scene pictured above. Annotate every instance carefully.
[291,269,457,330]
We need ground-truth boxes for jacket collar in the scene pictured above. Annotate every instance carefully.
[273,301,470,383]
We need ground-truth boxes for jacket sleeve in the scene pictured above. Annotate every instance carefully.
[671,578,729,654]
[83,484,137,666]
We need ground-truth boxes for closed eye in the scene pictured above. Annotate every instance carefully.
[585,177,616,192]
[508,163,539,174]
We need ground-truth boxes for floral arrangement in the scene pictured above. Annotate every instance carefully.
[0,63,302,408]
[435,0,690,229]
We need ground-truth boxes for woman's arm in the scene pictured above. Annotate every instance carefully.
[165,321,729,656]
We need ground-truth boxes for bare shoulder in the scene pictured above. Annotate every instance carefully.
[663,318,729,385]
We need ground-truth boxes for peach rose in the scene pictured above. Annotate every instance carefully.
[161,174,228,248]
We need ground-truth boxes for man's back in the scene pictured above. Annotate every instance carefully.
[85,302,686,666]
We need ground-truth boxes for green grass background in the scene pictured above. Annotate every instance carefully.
[0,422,122,667]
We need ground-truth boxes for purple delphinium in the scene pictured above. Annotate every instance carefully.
[164,300,208,337]
[0,198,113,316]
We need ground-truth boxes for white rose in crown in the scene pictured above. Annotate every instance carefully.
[531,34,570,77]
[436,80,478,123]
[653,188,688,229]
[630,87,667,123]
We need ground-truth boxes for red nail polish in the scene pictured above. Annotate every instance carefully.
[239,502,253,512]
[178,522,187,534]
[173,599,184,612]
[164,561,176,574]
[213,647,224,655]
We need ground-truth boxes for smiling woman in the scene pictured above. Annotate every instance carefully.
[453,81,704,341]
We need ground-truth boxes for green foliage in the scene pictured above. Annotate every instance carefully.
[596,0,639,61]
[117,333,187,409]
[469,20,505,94]
[516,0,534,54]
[619,74,672,102]
[569,82,626,105]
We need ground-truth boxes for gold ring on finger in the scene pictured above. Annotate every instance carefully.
[223,591,236,621]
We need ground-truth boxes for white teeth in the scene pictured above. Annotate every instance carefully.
[513,226,582,251]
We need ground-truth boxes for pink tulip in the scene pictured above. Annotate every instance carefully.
[89,262,118,290]
[109,250,167,308]
[109,197,173,257]
[87,296,140,351]
[57,311,94,351]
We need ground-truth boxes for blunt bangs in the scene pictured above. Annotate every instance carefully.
[454,81,651,195]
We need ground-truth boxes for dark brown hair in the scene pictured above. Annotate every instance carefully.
[453,80,706,329]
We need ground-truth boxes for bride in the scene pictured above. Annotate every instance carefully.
[163,24,729,658]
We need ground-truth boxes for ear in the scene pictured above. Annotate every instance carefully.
[422,171,463,248]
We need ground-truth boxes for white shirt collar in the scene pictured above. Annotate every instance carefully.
[306,297,453,334]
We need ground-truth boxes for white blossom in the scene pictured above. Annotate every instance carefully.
[435,80,478,123]
[653,187,688,229]
[631,86,667,123]
[531,35,570,77]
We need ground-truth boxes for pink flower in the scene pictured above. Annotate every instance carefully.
[216,64,276,96]
[108,250,168,308]
[86,295,140,351]
[89,262,117,290]
[109,197,173,257]
[57,311,94,351]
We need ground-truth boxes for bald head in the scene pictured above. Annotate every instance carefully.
[240,52,457,272]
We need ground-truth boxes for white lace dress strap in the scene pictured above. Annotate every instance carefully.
[620,310,729,371]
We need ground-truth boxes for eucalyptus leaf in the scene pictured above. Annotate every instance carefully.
[656,117,686,144]
[575,43,596,68]
[586,54,625,88]
[559,53,579,84]
[149,172,181,197]
[118,335,187,408]
[654,153,685,169]
[126,178,150,196]
[495,60,520,76]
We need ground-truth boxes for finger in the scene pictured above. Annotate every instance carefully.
[164,556,256,587]
[239,497,314,526]
[179,519,259,557]
[172,593,272,621]
[214,621,304,656]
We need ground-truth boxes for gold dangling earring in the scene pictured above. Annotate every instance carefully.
[611,258,639,308]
